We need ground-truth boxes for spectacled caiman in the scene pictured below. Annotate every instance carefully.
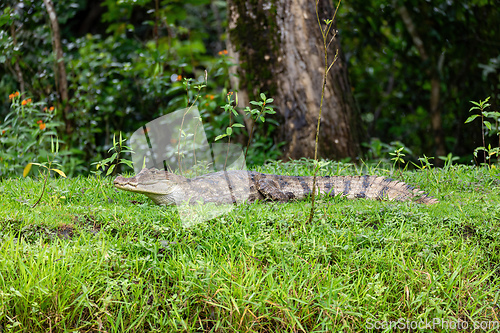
[114,168,438,205]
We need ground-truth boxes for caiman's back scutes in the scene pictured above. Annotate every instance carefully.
[114,169,439,206]
[245,173,438,205]
[327,175,439,204]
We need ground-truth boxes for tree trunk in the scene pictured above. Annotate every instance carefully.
[10,24,25,94]
[43,0,71,134]
[227,0,362,160]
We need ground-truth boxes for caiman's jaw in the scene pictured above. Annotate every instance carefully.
[113,177,171,195]
[114,168,172,195]
[114,168,185,205]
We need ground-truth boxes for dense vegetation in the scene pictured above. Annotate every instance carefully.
[340,0,499,162]
[1,0,498,177]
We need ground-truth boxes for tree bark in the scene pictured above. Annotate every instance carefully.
[227,0,362,160]
[43,0,71,133]
[10,24,25,94]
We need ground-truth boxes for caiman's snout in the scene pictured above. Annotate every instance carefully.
[113,176,124,187]
[114,175,139,189]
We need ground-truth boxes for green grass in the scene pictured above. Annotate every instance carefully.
[0,160,499,332]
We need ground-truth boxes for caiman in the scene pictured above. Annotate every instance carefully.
[114,168,438,205]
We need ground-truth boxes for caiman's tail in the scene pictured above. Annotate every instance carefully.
[319,175,438,205]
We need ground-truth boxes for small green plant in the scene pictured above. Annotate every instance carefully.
[242,93,276,166]
[170,72,277,173]
[362,138,412,164]
[484,144,500,166]
[215,92,276,170]
[465,96,500,166]
[178,52,280,167]
[214,92,244,169]
[214,91,243,143]
[309,0,342,224]
[389,146,406,172]
[177,74,207,174]
[91,132,134,176]
[438,152,459,170]
[23,136,67,208]
[91,133,134,200]
[0,92,63,178]
[410,154,440,183]
[411,154,434,170]
[182,76,207,108]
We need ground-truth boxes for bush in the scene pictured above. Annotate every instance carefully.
[0,93,63,177]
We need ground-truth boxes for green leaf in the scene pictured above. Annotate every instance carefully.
[484,120,492,131]
[260,93,266,100]
[100,156,114,165]
[486,111,500,118]
[465,115,480,123]
[226,127,232,135]
[106,164,116,176]
[232,123,245,128]
[266,98,274,103]
[214,134,227,141]
[119,159,134,168]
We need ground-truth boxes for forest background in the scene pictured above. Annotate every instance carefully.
[0,0,499,177]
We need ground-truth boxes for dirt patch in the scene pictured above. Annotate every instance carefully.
[57,224,75,239]
[74,214,102,235]
[460,224,477,238]
[18,223,77,242]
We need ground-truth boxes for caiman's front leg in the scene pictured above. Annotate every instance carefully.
[256,178,294,203]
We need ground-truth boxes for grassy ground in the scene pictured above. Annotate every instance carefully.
[0,159,499,332]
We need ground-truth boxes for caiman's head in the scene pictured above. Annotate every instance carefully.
[114,168,186,205]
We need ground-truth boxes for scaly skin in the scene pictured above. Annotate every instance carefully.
[114,168,438,205]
